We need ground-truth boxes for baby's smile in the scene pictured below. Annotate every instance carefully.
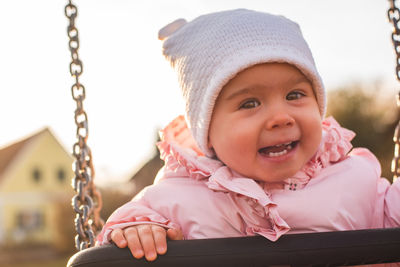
[258,141,299,158]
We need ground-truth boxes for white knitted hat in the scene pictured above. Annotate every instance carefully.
[159,9,326,157]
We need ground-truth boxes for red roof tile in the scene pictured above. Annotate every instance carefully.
[0,128,48,179]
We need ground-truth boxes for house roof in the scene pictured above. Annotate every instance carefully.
[0,128,49,179]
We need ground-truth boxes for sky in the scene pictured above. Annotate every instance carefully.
[0,0,398,185]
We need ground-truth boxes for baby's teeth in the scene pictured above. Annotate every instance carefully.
[268,149,288,157]
[274,142,292,148]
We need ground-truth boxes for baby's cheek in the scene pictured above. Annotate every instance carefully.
[306,122,323,158]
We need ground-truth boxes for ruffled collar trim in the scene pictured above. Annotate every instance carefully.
[158,115,355,189]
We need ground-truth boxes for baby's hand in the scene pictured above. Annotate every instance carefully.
[110,224,183,261]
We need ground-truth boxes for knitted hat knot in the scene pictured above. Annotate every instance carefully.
[158,18,187,40]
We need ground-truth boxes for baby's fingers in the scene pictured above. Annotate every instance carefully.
[151,225,167,255]
[124,227,145,259]
[137,225,159,261]
[166,228,184,240]
[110,228,127,248]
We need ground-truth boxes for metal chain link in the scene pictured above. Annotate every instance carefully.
[388,0,400,183]
[65,0,104,250]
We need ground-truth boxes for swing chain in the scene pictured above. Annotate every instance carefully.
[388,0,400,182]
[65,0,104,250]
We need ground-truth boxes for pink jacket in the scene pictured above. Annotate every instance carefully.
[97,116,400,245]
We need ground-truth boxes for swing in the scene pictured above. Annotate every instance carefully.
[66,1,400,266]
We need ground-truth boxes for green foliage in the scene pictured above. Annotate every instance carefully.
[326,82,398,181]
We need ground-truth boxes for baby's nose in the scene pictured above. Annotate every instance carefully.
[266,113,295,129]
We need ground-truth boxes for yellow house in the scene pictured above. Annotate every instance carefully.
[0,128,74,247]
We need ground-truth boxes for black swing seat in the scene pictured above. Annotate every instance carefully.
[67,228,400,267]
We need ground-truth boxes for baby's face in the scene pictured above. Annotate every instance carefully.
[208,63,322,183]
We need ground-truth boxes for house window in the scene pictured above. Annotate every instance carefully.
[57,168,66,183]
[16,210,44,231]
[32,168,41,183]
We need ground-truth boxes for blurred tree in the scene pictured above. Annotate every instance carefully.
[99,186,134,222]
[327,81,398,181]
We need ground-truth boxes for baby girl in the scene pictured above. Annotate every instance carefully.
[96,9,400,262]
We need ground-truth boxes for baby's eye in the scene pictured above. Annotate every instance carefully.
[286,91,305,100]
[239,99,260,109]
